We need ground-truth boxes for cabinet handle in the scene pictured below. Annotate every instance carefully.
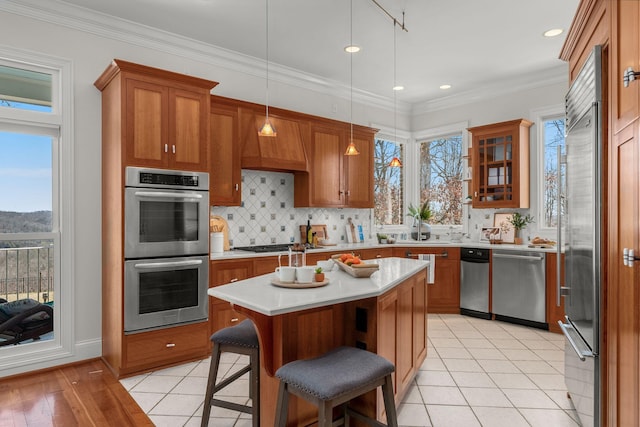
[172,145,176,154]
[376,254,382,258]
[235,184,239,191]
[623,67,640,87]
[230,278,239,283]
[164,144,168,153]
[166,343,176,348]
[347,190,351,196]
[339,190,345,195]
[230,317,239,323]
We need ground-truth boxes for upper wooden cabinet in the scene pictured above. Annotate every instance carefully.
[95,59,217,172]
[294,125,375,208]
[210,101,241,205]
[468,119,533,209]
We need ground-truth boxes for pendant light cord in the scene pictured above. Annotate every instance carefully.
[393,20,397,144]
[265,0,270,120]
[350,0,354,144]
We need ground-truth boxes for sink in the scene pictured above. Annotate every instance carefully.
[396,240,451,245]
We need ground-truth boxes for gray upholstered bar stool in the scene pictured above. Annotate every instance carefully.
[201,319,259,427]
[274,346,398,427]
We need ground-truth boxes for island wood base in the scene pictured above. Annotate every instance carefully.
[234,268,428,426]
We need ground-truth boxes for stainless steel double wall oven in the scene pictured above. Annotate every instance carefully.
[123,167,209,333]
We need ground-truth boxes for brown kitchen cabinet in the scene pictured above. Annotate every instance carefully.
[357,247,394,260]
[294,124,375,208]
[468,119,533,209]
[209,259,253,334]
[95,60,218,378]
[545,252,565,334]
[375,269,427,416]
[95,59,217,172]
[209,100,241,205]
[123,322,210,376]
[397,246,460,313]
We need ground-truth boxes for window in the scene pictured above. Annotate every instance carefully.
[540,116,566,228]
[0,51,72,371]
[419,134,463,226]
[373,138,404,225]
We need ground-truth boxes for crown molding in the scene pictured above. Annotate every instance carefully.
[0,0,567,118]
[0,0,413,115]
[411,65,568,116]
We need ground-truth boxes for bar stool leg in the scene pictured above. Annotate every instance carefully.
[274,381,290,427]
[250,347,260,427]
[201,343,222,427]
[381,374,398,427]
[318,401,332,427]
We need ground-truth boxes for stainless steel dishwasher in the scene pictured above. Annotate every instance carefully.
[491,250,546,328]
[460,247,491,319]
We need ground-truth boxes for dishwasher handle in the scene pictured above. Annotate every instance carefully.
[492,253,544,261]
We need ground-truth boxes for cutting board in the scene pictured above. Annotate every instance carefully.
[210,215,230,250]
[299,224,328,243]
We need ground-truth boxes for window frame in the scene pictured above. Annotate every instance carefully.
[412,121,469,233]
[0,48,74,373]
[532,104,565,233]
[373,135,406,228]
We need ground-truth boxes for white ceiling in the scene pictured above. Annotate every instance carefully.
[53,0,579,107]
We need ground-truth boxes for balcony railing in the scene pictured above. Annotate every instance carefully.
[0,246,54,303]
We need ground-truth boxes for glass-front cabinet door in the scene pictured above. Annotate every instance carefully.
[469,119,532,209]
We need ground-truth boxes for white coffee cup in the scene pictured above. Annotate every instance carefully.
[275,266,296,283]
[295,266,315,283]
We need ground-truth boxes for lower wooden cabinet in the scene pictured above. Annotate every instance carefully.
[122,322,210,376]
[545,252,565,334]
[395,247,461,313]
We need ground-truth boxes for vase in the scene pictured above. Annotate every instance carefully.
[514,237,523,245]
[314,273,325,282]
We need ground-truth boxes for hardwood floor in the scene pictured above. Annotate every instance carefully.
[0,358,152,426]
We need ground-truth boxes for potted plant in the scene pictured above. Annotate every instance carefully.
[314,267,325,282]
[508,212,534,244]
[377,233,388,244]
[407,201,432,240]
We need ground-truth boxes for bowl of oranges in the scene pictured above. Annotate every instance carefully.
[331,253,379,278]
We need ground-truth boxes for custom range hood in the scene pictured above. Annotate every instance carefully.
[239,107,309,172]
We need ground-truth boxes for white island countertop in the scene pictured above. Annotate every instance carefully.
[208,257,428,316]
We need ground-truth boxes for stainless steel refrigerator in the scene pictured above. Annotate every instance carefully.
[557,45,602,427]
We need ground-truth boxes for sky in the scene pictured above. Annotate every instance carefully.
[0,103,53,213]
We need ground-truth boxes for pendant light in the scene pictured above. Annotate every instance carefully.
[258,0,276,137]
[344,0,359,156]
[389,18,402,168]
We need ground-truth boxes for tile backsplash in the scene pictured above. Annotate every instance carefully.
[211,170,372,247]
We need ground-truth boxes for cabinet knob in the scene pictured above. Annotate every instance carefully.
[339,190,345,195]
[166,343,176,348]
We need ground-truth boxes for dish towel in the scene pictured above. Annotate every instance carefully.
[418,254,436,284]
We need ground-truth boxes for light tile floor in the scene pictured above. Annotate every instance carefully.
[120,314,580,426]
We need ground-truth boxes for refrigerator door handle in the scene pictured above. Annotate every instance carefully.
[558,318,595,361]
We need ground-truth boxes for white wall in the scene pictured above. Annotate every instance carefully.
[0,5,567,373]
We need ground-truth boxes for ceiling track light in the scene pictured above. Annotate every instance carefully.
[258,0,276,137]
[369,0,408,32]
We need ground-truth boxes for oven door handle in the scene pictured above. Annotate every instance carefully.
[134,191,204,200]
[134,259,204,269]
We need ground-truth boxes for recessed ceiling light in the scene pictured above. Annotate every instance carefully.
[543,28,563,38]
[344,45,361,53]
[440,84,451,90]
[393,85,404,91]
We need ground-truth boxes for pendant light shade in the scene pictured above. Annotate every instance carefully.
[258,0,276,137]
[345,140,360,156]
[389,157,402,167]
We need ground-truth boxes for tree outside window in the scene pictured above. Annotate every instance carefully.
[419,135,463,226]
[374,138,403,225]
[542,118,566,228]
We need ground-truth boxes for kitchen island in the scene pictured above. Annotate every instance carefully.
[208,257,429,426]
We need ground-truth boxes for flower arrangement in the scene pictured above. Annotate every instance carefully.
[508,212,534,231]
